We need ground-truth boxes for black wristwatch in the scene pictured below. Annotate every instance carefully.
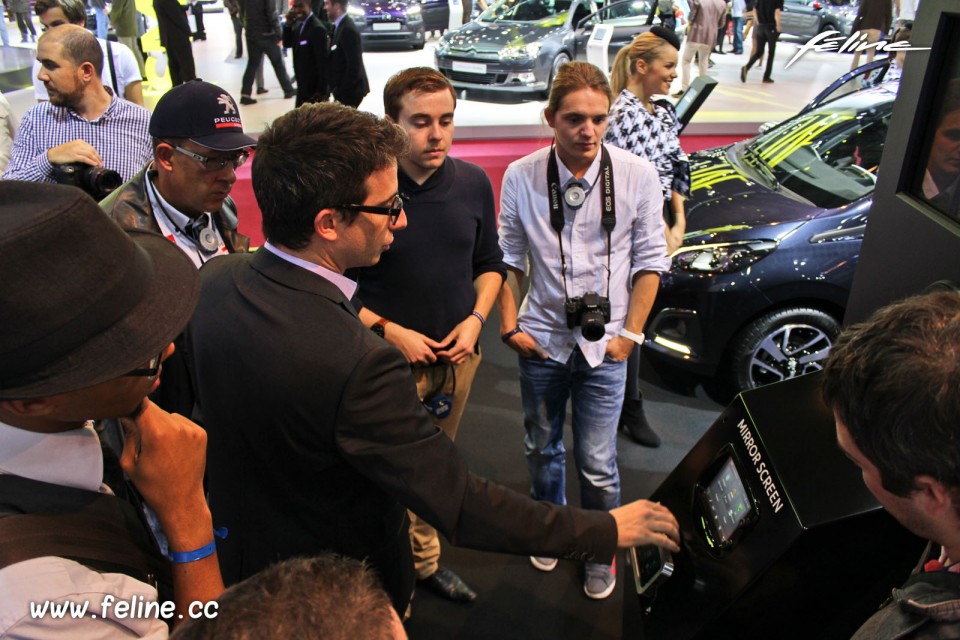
[371,317,390,339]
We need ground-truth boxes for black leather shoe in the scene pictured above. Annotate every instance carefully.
[618,397,661,448]
[239,96,257,105]
[284,90,297,99]
[419,566,477,603]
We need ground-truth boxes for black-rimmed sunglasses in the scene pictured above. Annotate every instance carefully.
[336,194,404,224]
[125,351,163,378]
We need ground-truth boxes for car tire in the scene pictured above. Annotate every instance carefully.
[726,307,840,396]
[819,22,837,34]
[545,52,570,97]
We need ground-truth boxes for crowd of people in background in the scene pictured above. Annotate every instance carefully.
[1,2,955,638]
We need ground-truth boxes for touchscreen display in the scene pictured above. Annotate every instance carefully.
[704,457,753,543]
[631,544,673,594]
[637,545,664,588]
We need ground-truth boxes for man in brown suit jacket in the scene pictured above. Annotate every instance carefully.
[681,0,728,90]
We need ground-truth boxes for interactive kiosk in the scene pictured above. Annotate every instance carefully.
[624,373,923,639]
[624,0,960,636]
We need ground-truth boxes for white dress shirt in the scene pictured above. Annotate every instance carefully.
[499,144,670,367]
[0,421,168,638]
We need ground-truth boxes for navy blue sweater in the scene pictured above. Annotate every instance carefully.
[351,156,506,341]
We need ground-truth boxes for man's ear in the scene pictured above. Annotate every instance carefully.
[913,475,955,517]
[77,60,97,84]
[544,108,555,129]
[313,208,343,242]
[154,142,176,173]
[0,398,55,418]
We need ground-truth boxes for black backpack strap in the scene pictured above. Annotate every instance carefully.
[0,512,168,585]
[0,475,172,587]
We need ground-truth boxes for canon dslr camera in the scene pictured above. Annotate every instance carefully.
[565,291,611,342]
[51,162,123,200]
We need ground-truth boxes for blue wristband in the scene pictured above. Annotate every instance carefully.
[471,310,486,327]
[168,540,216,564]
[167,527,228,564]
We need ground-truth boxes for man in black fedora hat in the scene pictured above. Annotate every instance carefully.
[0,182,223,637]
[102,78,256,417]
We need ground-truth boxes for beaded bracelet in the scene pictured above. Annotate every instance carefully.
[501,327,524,343]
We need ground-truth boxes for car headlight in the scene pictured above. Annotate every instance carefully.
[435,37,449,55]
[498,41,542,59]
[347,5,365,18]
[406,4,421,15]
[672,240,777,273]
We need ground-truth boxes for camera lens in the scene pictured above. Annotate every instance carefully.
[580,310,606,342]
[84,166,123,199]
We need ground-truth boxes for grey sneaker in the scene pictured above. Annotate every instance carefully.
[583,559,616,600]
[530,556,558,572]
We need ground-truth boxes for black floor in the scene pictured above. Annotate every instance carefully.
[405,321,724,640]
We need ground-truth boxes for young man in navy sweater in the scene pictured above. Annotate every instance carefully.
[352,67,506,604]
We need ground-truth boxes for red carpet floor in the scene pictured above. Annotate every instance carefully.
[230,134,746,247]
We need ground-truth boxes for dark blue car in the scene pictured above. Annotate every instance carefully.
[644,75,898,398]
[350,0,427,49]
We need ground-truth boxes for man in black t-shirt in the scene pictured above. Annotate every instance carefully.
[740,0,782,83]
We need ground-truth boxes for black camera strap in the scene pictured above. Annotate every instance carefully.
[105,38,119,98]
[547,143,616,302]
[147,175,220,258]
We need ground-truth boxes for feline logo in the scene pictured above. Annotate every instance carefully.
[785,30,930,69]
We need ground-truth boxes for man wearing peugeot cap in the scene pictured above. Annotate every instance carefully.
[101,79,255,417]
[0,181,223,637]
[101,79,255,267]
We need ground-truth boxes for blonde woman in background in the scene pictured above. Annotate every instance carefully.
[604,27,690,448]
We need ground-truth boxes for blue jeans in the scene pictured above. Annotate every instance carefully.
[518,349,625,512]
[732,16,744,53]
[0,13,9,46]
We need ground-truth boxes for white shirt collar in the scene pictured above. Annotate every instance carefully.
[554,145,603,191]
[922,169,941,200]
[0,420,104,493]
[146,171,228,268]
[262,241,358,300]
